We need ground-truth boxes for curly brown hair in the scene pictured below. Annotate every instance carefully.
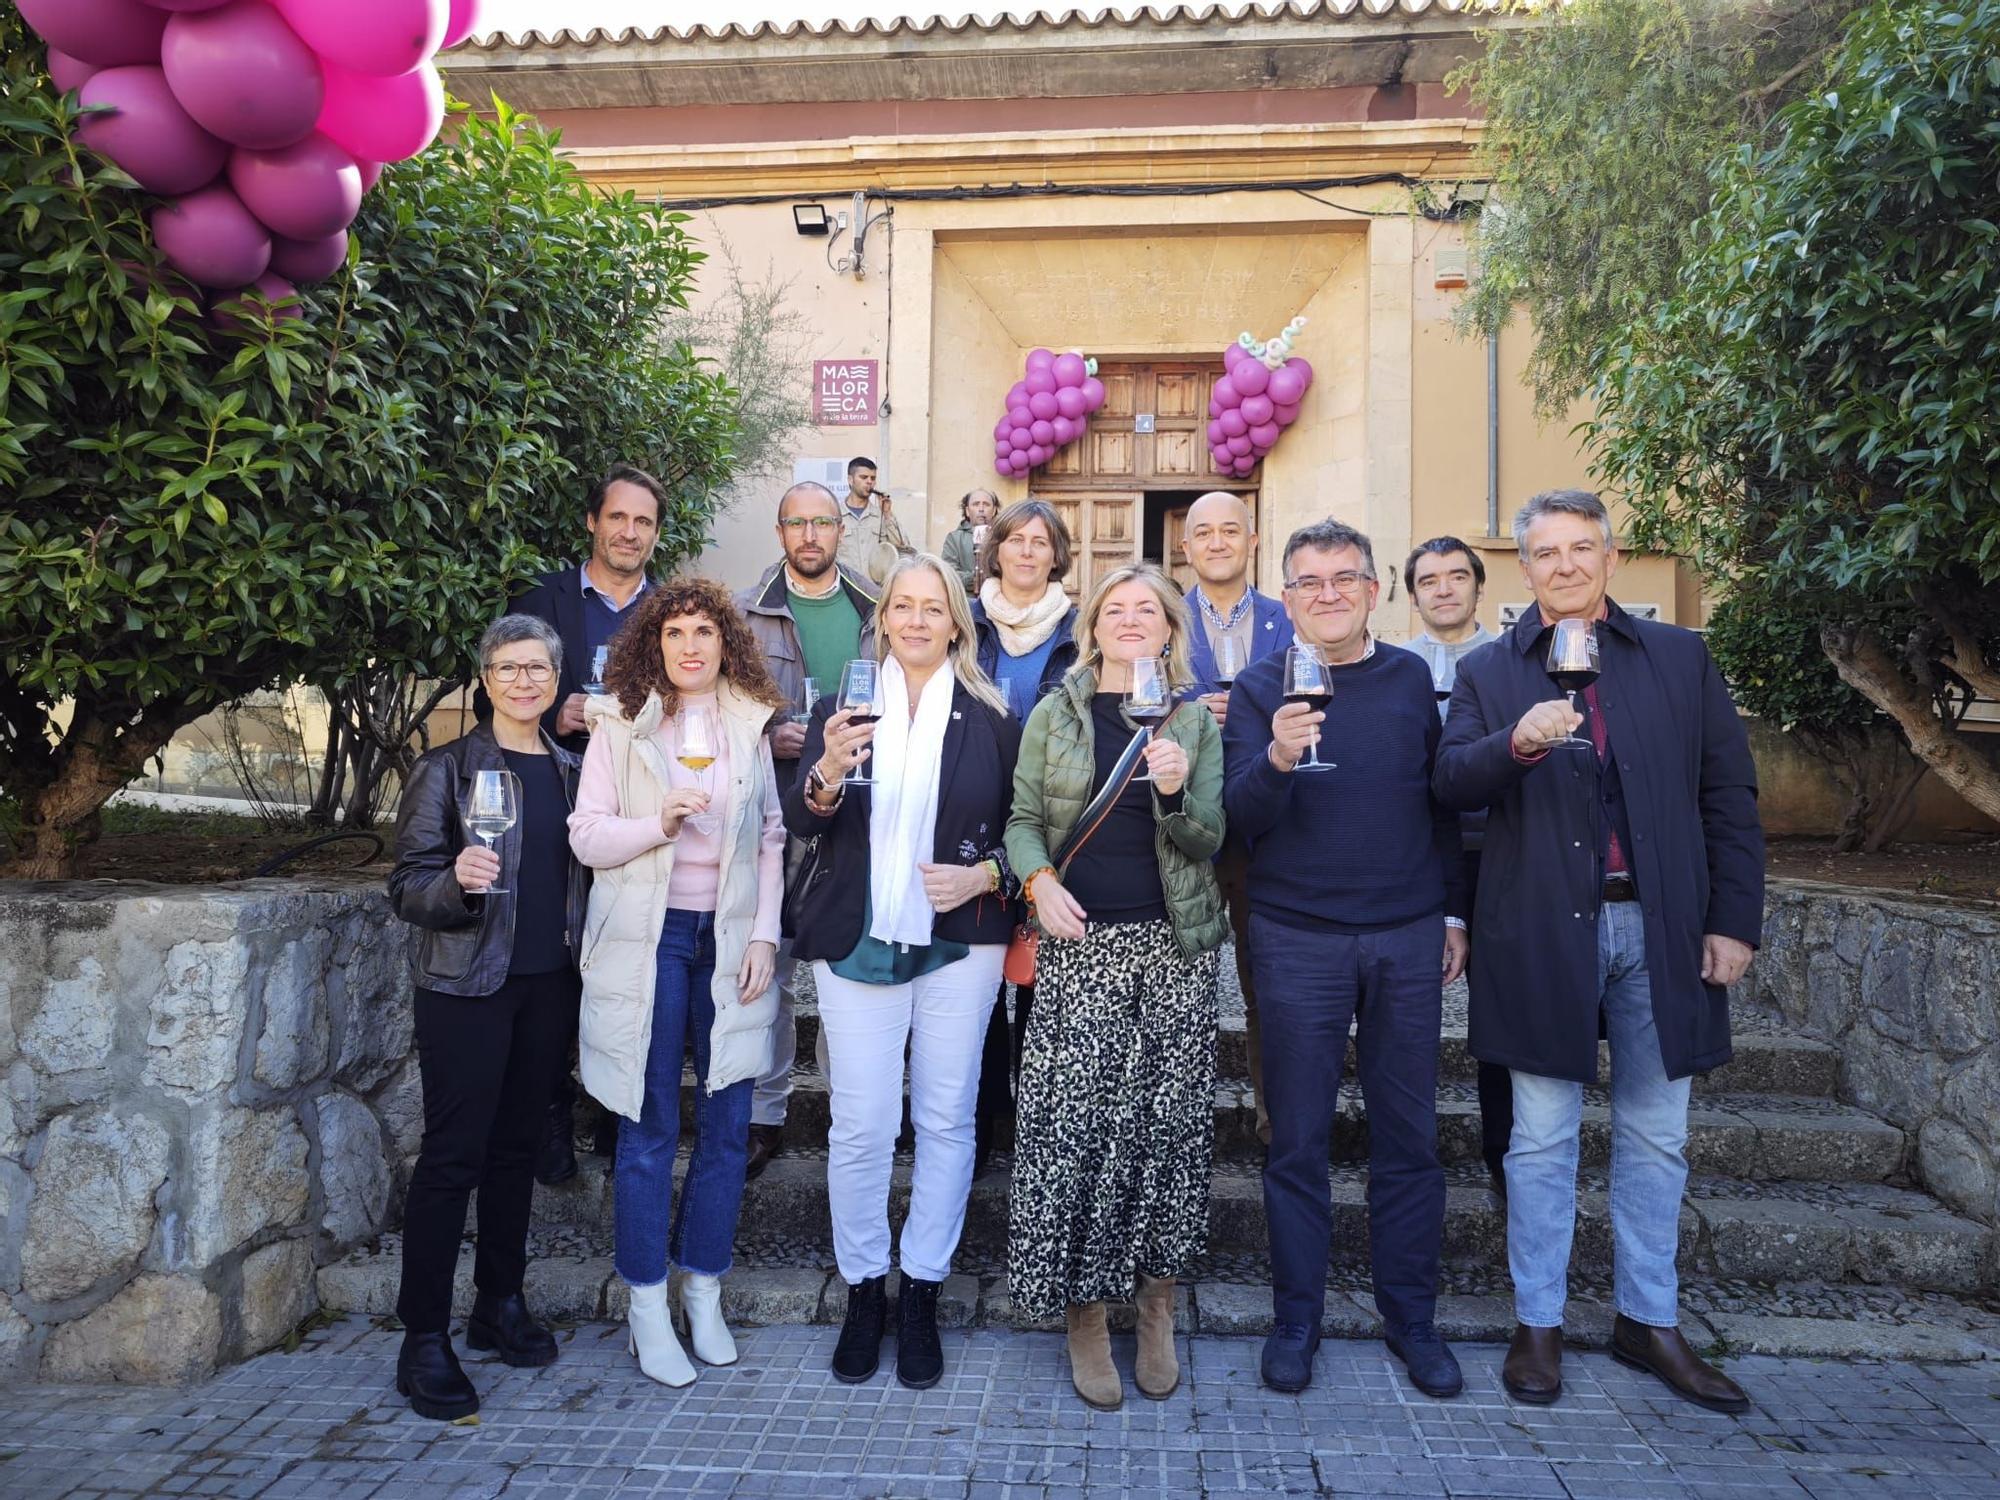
[602,576,788,720]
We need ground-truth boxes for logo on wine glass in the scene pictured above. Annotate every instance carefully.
[460,768,519,894]
[837,659,882,786]
[1283,644,1336,771]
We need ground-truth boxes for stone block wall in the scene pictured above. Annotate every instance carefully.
[1742,880,2000,1232]
[0,880,415,1384]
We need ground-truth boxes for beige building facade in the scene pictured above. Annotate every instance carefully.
[443,0,1692,634]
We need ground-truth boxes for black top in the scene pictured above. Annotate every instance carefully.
[1061,694,1173,926]
[501,749,569,977]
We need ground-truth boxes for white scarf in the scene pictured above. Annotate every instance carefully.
[979,578,1070,657]
[867,654,954,949]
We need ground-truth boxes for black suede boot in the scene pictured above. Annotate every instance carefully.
[896,1276,944,1390]
[396,1330,479,1420]
[830,1275,888,1383]
[466,1291,558,1368]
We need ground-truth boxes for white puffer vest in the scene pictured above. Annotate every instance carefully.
[576,685,782,1121]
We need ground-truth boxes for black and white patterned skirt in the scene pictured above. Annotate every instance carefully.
[1006,918,1220,1320]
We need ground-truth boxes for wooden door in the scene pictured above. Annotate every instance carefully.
[1038,491,1142,602]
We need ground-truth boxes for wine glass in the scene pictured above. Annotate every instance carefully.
[836,658,881,786]
[1212,634,1246,692]
[1121,654,1171,782]
[1544,619,1600,751]
[972,523,990,553]
[676,704,720,835]
[792,676,822,728]
[583,645,610,696]
[459,768,519,894]
[1283,644,1335,772]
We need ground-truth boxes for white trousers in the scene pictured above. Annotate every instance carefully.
[813,945,1004,1285]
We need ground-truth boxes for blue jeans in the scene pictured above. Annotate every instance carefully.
[1253,911,1446,1330]
[1507,901,1691,1328]
[613,908,752,1286]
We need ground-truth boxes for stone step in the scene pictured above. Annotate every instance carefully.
[317,1234,2000,1364]
[526,1154,1990,1294]
[671,1068,1905,1181]
[782,997,1843,1097]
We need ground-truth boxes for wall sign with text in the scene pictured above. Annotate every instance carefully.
[813,360,879,426]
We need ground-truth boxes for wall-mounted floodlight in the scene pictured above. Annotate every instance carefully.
[792,202,830,236]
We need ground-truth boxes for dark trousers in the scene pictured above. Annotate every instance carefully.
[1254,910,1446,1330]
[1465,852,1513,1177]
[397,970,576,1333]
[974,982,1031,1148]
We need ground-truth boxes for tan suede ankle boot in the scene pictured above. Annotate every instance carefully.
[1133,1275,1179,1399]
[1065,1301,1122,1410]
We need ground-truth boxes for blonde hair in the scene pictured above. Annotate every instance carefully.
[872,552,1010,717]
[1075,562,1195,691]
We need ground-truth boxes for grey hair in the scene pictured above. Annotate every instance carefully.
[1513,489,1612,558]
[479,613,564,675]
[1281,518,1377,582]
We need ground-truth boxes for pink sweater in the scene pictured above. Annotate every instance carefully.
[566,694,785,945]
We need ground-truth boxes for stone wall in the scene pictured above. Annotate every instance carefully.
[0,880,414,1384]
[1742,880,2000,1231]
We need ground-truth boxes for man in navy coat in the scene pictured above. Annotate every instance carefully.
[1179,491,1291,1144]
[1434,489,1762,1414]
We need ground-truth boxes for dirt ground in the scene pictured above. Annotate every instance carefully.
[1763,836,2000,905]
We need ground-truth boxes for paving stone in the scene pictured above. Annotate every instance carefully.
[1701,1311,1995,1363]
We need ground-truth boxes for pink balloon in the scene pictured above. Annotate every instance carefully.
[1027,390,1059,422]
[140,0,234,8]
[993,419,1012,441]
[1273,403,1301,428]
[1219,409,1248,439]
[994,440,1013,461]
[79,67,228,195]
[439,0,483,49]
[208,270,302,331]
[1287,357,1314,389]
[1249,422,1281,448]
[316,56,442,163]
[1009,428,1031,451]
[1210,445,1232,468]
[1222,342,1246,369]
[1006,404,1032,430]
[1024,348,1055,373]
[1051,415,1078,445]
[47,49,106,92]
[356,159,384,192]
[275,0,445,78]
[1006,381,1028,407]
[1051,352,1087,387]
[1055,386,1086,420]
[1029,419,1055,445]
[1232,360,1271,398]
[1207,398,1221,419]
[1080,376,1106,412]
[1023,367,1057,397]
[151,182,270,287]
[162,1,322,150]
[1233,458,1255,477]
[19,0,167,67]
[1212,377,1241,409]
[1227,435,1252,457]
[1240,393,1275,427]
[1206,420,1224,445]
[228,132,359,239]
[268,226,349,281]
[1026,444,1050,466]
[1266,365,1306,407]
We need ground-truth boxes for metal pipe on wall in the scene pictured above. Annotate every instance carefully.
[1486,332,1500,538]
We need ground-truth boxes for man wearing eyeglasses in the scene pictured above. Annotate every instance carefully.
[739,481,881,1179]
[1222,519,1468,1401]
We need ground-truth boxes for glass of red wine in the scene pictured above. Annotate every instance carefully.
[1122,654,1171,782]
[1283,644,1335,772]
[1212,633,1246,694]
[1544,619,1599,750]
[837,658,882,785]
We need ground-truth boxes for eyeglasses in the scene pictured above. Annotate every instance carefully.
[485,661,555,684]
[780,517,842,534]
[1283,571,1372,598]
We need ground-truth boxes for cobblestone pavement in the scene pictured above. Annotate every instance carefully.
[2,1318,1997,1499]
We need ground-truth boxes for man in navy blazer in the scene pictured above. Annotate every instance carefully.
[1435,489,1762,1415]
[1179,491,1292,1144]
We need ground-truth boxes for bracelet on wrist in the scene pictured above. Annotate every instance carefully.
[1022,865,1056,906]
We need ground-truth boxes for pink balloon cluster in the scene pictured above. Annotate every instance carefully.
[24,0,482,314]
[991,348,1107,479]
[1208,323,1313,479]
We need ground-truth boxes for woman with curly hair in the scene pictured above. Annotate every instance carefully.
[567,577,790,1388]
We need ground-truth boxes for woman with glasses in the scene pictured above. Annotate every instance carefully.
[567,579,790,1387]
[387,615,587,1421]
[1004,563,1227,1411]
[785,554,1020,1389]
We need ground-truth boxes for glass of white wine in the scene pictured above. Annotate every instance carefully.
[459,768,519,893]
[677,704,720,835]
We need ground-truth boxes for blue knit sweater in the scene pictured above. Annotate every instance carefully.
[1222,643,1468,932]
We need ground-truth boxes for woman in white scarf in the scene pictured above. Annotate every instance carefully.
[787,555,1023,1391]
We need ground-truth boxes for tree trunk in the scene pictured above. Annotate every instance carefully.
[0,701,188,879]
[1821,625,2000,824]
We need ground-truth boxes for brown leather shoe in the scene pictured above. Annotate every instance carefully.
[745,1123,784,1182]
[1502,1323,1563,1404]
[1611,1315,1749,1414]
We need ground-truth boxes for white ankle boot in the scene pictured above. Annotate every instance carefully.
[681,1273,738,1366]
[627,1281,696,1387]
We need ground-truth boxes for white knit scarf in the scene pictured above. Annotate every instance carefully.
[867,654,954,949]
[979,578,1070,657]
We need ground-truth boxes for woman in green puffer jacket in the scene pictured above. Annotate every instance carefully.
[1002,561,1227,1414]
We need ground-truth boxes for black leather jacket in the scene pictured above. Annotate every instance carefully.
[388,723,588,997]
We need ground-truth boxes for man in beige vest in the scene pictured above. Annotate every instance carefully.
[833,456,908,585]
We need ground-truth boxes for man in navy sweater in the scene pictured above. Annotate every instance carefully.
[1223,518,1467,1400]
